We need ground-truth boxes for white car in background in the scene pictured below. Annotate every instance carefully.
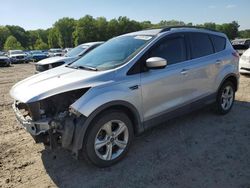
[35,42,104,72]
[239,48,250,74]
[8,50,28,63]
[48,48,64,57]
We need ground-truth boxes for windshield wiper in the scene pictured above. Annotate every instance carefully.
[70,65,98,71]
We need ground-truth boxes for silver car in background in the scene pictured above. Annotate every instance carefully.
[35,42,104,72]
[10,27,239,167]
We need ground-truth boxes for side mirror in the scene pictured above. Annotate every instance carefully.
[146,57,167,69]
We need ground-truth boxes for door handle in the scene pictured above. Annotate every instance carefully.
[216,60,222,65]
[129,85,139,90]
[181,69,189,75]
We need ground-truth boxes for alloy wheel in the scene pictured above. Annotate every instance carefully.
[94,120,129,161]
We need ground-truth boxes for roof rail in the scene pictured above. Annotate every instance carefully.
[160,26,219,33]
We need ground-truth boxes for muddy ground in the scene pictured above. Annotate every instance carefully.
[0,64,250,188]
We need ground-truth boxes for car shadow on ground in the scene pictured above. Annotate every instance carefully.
[41,100,250,188]
[0,65,13,68]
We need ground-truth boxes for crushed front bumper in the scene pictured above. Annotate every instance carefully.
[12,102,51,136]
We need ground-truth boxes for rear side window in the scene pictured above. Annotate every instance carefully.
[210,35,226,52]
[148,37,187,65]
[189,33,214,59]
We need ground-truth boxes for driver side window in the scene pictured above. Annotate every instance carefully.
[148,36,187,65]
[127,35,188,75]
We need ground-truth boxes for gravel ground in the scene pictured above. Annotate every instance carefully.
[0,64,250,188]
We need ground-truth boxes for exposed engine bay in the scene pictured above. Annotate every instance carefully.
[13,88,89,153]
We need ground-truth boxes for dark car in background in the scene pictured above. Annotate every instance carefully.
[0,54,11,67]
[29,50,48,62]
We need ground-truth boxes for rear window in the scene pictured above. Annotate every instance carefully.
[233,45,249,50]
[210,35,226,52]
[190,33,214,59]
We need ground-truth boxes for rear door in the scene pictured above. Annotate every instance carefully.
[179,32,221,103]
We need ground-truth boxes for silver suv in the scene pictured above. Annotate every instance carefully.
[10,27,239,167]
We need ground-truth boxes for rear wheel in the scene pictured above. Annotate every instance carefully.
[82,110,134,167]
[215,81,235,115]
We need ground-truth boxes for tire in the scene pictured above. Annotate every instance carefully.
[82,110,134,167]
[215,81,235,115]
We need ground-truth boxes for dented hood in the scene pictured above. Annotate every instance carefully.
[10,65,115,103]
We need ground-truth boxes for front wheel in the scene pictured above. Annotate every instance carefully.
[82,110,134,167]
[215,81,235,115]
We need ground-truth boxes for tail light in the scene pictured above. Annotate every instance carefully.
[232,51,240,58]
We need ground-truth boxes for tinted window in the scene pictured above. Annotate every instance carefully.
[233,44,248,50]
[190,33,214,59]
[210,35,226,52]
[148,37,187,65]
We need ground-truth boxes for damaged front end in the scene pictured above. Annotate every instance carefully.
[12,88,89,153]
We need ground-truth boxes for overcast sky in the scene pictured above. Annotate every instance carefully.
[0,0,249,30]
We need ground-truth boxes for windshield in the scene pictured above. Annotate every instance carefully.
[65,45,88,57]
[70,35,153,71]
[10,51,23,55]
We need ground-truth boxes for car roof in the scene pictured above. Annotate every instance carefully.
[232,38,250,42]
[79,41,104,47]
[49,48,62,50]
[9,50,23,52]
[123,26,225,37]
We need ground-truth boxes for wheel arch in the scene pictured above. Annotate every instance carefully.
[86,101,143,135]
[72,100,144,154]
[218,73,239,92]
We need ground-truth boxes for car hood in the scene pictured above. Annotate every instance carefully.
[0,56,9,60]
[242,49,250,56]
[37,56,75,65]
[10,65,115,103]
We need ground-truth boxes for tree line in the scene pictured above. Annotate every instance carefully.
[0,15,250,51]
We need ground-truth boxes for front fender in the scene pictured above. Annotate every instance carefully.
[71,80,143,122]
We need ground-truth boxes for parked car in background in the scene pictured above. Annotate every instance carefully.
[42,50,49,56]
[232,38,250,56]
[10,27,239,167]
[8,50,28,63]
[48,49,64,57]
[0,51,5,56]
[64,48,73,53]
[232,44,249,56]
[239,48,250,74]
[35,42,104,72]
[232,38,250,46]
[0,54,11,67]
[29,50,48,62]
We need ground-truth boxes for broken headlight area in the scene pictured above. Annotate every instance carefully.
[13,88,89,150]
